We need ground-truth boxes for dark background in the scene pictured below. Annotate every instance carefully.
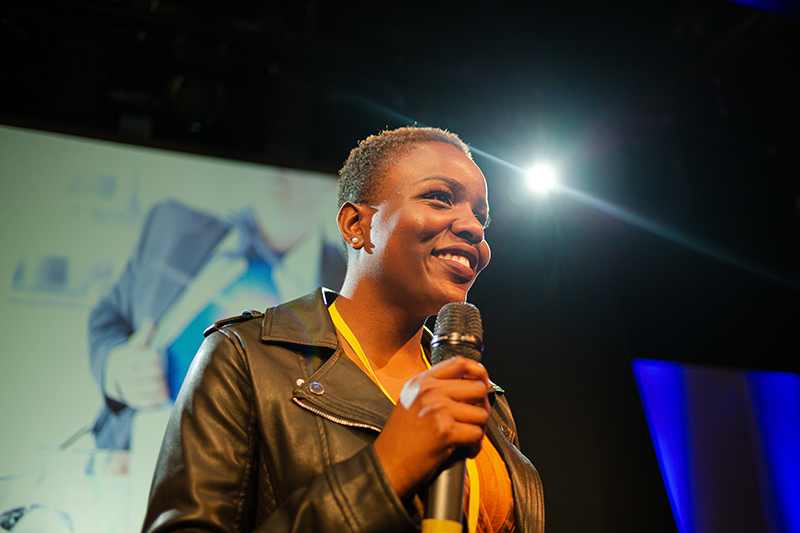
[2,1,799,531]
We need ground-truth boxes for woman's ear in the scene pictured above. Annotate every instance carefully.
[337,201,366,249]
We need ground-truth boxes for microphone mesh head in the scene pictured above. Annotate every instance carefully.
[431,302,483,364]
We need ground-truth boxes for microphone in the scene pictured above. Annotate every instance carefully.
[422,302,483,533]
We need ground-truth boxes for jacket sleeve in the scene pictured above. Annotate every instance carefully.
[142,331,418,533]
[89,201,231,412]
[88,213,153,414]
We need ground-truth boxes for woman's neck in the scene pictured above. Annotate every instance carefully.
[333,286,427,370]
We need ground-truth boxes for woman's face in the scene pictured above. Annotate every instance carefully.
[362,141,491,316]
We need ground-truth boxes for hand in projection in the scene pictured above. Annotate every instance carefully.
[104,318,169,410]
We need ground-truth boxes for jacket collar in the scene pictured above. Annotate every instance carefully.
[264,288,502,431]
[260,287,340,349]
[261,288,394,430]
[260,287,433,355]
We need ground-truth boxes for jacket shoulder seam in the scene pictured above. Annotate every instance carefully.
[204,310,264,338]
[216,328,259,529]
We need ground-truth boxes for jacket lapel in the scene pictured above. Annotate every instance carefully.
[262,288,395,431]
[487,411,545,533]
[293,348,395,432]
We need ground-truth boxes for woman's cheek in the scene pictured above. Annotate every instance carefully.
[476,240,491,273]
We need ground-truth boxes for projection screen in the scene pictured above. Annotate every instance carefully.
[0,125,344,533]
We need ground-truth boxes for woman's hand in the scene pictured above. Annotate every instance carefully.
[372,356,491,500]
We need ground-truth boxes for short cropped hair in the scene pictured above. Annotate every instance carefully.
[337,126,472,208]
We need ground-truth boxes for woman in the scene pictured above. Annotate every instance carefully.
[142,126,544,533]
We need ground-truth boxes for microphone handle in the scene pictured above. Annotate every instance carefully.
[424,301,483,532]
[422,455,466,533]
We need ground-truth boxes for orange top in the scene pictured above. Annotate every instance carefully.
[466,435,515,533]
[328,302,515,532]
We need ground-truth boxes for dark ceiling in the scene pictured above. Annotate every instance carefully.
[4,0,798,281]
[2,1,799,532]
[3,0,799,275]
[3,1,798,164]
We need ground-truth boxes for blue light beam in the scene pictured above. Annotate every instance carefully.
[557,185,799,290]
[335,90,798,290]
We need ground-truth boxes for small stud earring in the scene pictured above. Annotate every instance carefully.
[351,237,359,243]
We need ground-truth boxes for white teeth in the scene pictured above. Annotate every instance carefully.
[437,253,471,269]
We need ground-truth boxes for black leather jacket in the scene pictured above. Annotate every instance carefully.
[142,288,544,533]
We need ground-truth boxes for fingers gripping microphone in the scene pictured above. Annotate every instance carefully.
[423,302,483,533]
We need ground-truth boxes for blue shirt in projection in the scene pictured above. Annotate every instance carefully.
[165,209,280,401]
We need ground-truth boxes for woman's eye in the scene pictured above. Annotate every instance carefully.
[426,190,453,205]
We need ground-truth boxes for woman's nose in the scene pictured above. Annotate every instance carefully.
[452,205,485,245]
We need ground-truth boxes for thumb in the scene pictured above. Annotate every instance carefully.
[131,318,157,347]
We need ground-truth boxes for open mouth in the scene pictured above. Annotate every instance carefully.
[434,252,473,270]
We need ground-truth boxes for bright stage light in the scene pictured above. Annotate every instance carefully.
[525,164,557,193]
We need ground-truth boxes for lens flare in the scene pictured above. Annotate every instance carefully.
[525,164,557,193]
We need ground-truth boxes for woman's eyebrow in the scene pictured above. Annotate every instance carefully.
[413,175,465,192]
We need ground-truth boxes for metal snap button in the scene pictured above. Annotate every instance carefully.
[309,381,324,395]
[295,378,305,387]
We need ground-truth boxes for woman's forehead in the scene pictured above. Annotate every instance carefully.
[383,142,487,194]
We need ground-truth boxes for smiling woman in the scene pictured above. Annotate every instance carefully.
[142,126,544,533]
[338,140,491,320]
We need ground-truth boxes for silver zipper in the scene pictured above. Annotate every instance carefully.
[292,398,382,432]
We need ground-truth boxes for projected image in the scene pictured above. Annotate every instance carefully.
[0,126,344,533]
[89,191,346,456]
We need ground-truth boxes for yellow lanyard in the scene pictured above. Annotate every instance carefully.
[328,301,480,533]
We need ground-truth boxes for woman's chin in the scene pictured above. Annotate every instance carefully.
[429,285,469,310]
